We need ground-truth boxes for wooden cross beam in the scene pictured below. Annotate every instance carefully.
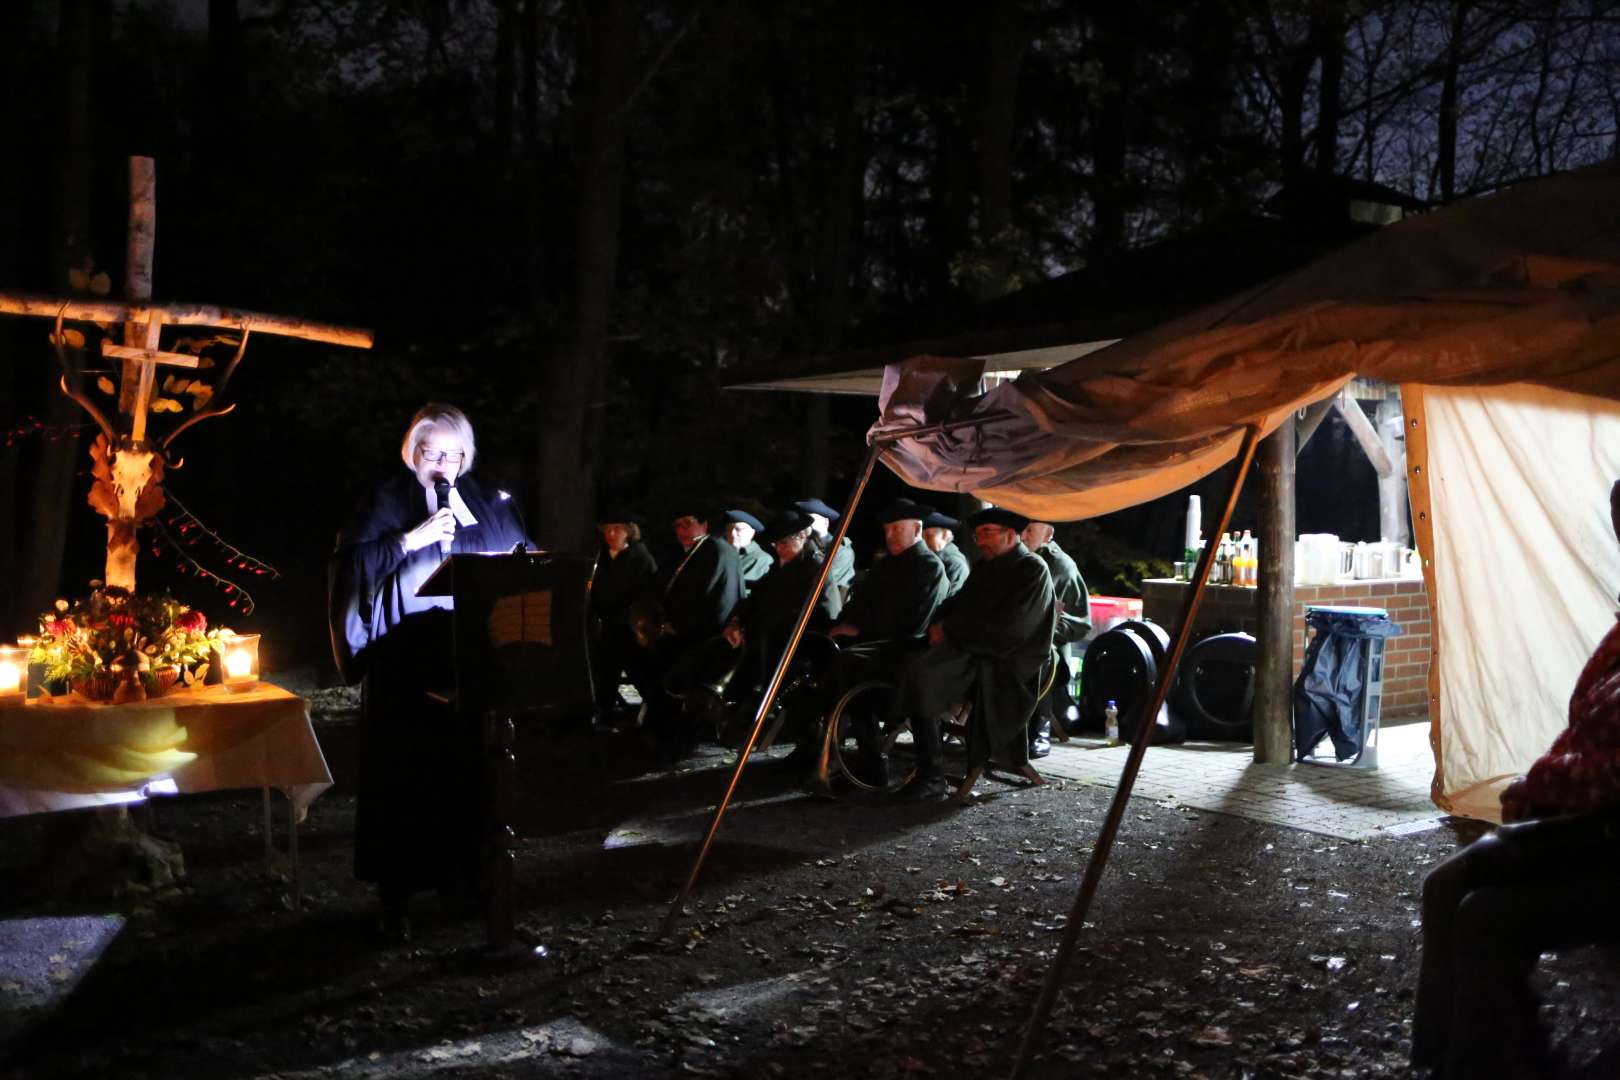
[0,156,372,593]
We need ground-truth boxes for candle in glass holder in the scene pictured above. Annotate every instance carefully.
[0,645,26,705]
[218,634,260,692]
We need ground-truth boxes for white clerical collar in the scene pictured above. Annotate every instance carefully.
[423,484,479,527]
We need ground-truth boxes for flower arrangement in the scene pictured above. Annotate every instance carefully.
[30,584,228,701]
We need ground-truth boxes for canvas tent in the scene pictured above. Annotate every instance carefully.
[868,160,1620,821]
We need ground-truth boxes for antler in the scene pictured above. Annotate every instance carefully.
[161,324,249,454]
[52,308,116,443]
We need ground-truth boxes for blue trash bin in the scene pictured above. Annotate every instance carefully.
[1293,605,1402,769]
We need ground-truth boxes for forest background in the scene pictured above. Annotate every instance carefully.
[1,0,1616,675]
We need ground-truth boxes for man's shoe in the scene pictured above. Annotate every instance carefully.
[1029,736,1051,759]
[894,772,949,802]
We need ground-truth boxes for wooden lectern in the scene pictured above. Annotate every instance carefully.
[418,550,597,961]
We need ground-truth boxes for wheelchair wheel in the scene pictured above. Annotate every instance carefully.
[826,681,917,793]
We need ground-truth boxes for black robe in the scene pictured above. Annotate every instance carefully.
[332,472,532,894]
[900,542,1055,768]
[737,552,842,640]
[936,541,970,598]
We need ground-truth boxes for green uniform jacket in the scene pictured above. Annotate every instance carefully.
[736,541,773,590]
[936,541,970,597]
[737,552,841,638]
[1035,539,1090,646]
[813,535,856,594]
[838,541,948,644]
[926,542,1055,767]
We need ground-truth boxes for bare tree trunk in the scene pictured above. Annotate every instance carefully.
[493,0,517,158]
[1438,1,1468,201]
[973,3,1023,245]
[1312,2,1344,176]
[1089,9,1132,261]
[22,0,94,618]
[537,0,631,549]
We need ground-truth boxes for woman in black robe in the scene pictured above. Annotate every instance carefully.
[331,403,532,940]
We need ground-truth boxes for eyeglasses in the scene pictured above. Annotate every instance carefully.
[419,448,465,464]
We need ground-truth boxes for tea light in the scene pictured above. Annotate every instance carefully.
[0,645,26,705]
[218,633,260,692]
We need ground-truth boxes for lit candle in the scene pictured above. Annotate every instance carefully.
[217,633,260,692]
[0,645,25,704]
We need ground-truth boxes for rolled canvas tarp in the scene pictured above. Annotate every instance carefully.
[871,160,1620,520]
[869,161,1620,818]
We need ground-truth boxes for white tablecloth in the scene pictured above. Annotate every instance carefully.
[0,682,332,818]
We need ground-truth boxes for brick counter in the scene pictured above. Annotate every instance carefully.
[1139,577,1432,719]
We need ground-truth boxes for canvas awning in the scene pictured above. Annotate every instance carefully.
[869,160,1620,819]
[727,340,1119,395]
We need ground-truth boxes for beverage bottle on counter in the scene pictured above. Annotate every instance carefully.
[1217,533,1234,585]
[1104,700,1120,746]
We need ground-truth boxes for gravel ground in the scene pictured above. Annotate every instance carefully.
[2,702,1617,1079]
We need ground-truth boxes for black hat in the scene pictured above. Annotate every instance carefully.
[878,498,934,525]
[791,497,840,522]
[968,506,1029,533]
[720,509,765,533]
[597,506,644,526]
[763,510,815,543]
[668,500,713,524]
[921,510,960,530]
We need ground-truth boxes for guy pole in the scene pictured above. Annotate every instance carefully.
[659,411,1014,937]
[1010,423,1265,1078]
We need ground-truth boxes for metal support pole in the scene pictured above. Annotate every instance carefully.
[658,410,1014,938]
[1010,424,1264,1079]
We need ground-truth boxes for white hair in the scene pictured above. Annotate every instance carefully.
[400,403,477,474]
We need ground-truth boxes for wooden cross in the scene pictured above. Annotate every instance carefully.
[0,156,374,592]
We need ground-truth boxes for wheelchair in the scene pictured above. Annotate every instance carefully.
[811,645,1062,798]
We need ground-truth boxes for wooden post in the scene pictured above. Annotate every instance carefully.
[120,157,156,414]
[1253,415,1297,764]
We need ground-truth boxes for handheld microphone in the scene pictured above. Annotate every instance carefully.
[434,480,453,556]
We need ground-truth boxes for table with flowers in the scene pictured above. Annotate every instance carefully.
[0,588,331,902]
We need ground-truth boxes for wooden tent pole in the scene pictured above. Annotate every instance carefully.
[659,410,1015,938]
[1254,415,1296,763]
[1010,423,1264,1080]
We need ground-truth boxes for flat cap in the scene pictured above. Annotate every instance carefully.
[968,506,1029,533]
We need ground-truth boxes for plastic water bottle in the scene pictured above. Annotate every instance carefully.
[1104,699,1120,746]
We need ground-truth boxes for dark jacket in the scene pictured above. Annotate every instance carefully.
[736,541,773,590]
[1034,539,1090,646]
[663,534,745,644]
[936,541,970,597]
[837,541,948,644]
[737,552,841,638]
[592,541,658,623]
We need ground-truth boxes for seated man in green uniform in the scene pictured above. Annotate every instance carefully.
[722,510,842,713]
[1021,519,1091,758]
[892,507,1056,801]
[721,509,772,592]
[793,496,856,603]
[922,510,970,598]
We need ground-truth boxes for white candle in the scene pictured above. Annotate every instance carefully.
[0,645,25,703]
[225,649,252,680]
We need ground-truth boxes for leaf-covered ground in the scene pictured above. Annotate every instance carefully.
[2,700,1617,1079]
